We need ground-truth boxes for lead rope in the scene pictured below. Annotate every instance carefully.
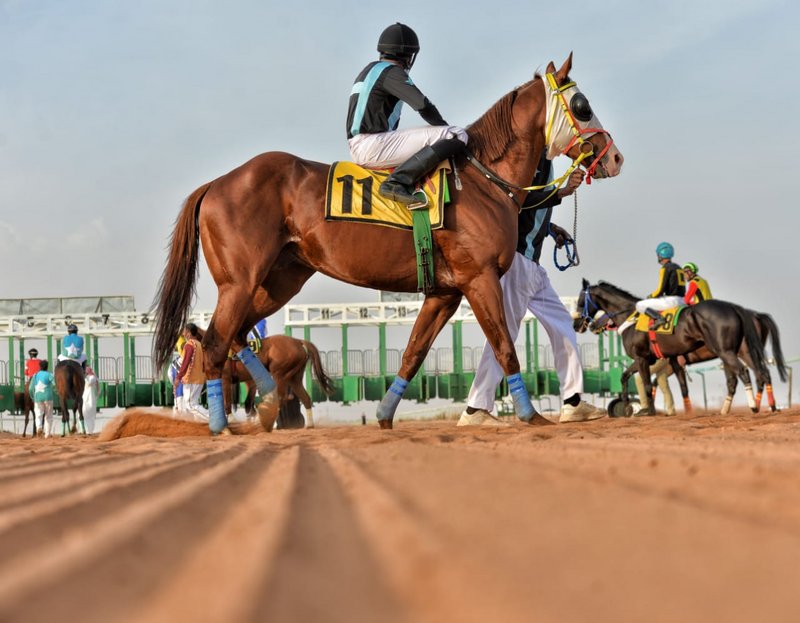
[553,191,580,271]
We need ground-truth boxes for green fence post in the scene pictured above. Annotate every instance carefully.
[303,325,312,396]
[7,337,15,390]
[379,323,387,377]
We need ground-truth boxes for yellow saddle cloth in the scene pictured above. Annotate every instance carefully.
[324,161,448,231]
[633,306,683,335]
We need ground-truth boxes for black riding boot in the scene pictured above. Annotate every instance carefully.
[644,308,666,329]
[379,138,465,206]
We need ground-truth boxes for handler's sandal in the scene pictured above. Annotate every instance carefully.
[559,401,606,423]
[457,409,510,427]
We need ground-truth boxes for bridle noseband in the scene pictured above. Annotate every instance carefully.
[464,72,614,211]
[578,286,629,333]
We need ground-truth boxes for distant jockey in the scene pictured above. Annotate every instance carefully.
[25,348,42,381]
[682,262,713,305]
[247,318,268,351]
[635,242,686,329]
[58,323,87,370]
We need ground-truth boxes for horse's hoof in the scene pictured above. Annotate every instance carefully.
[378,419,393,430]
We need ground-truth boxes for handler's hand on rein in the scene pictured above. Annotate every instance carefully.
[557,169,584,198]
[549,223,572,248]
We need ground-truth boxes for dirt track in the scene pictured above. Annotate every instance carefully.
[2,408,800,623]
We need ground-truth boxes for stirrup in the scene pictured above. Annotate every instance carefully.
[408,190,429,211]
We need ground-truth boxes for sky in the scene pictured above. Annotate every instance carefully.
[1,0,799,408]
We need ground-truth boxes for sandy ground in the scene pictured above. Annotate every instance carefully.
[1,407,800,623]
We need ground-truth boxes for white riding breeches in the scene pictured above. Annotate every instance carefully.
[635,296,685,314]
[466,253,584,412]
[348,125,468,168]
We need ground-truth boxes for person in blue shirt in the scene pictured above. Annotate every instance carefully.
[59,323,87,370]
[29,359,56,437]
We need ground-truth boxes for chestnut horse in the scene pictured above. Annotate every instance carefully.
[54,360,86,436]
[153,54,623,433]
[222,335,334,429]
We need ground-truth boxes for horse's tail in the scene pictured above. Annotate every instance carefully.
[756,312,788,382]
[152,182,212,369]
[303,340,335,396]
[734,304,770,384]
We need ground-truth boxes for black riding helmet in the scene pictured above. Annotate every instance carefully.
[377,23,419,67]
[29,348,38,356]
[67,323,78,334]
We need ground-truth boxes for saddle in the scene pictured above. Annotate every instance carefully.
[324,161,449,230]
[633,306,685,335]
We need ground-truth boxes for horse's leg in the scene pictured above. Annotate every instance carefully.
[718,350,757,412]
[669,357,691,414]
[719,364,738,415]
[61,400,68,437]
[636,358,656,415]
[460,274,544,424]
[290,373,315,428]
[377,294,462,429]
[221,361,234,417]
[204,263,316,433]
[244,381,257,418]
[620,361,638,412]
[742,350,777,413]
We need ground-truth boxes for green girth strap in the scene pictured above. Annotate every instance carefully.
[412,209,435,294]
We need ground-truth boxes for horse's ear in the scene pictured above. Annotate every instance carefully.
[545,61,556,74]
[555,52,573,84]
[582,277,589,289]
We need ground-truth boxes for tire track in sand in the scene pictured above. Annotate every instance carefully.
[0,441,267,622]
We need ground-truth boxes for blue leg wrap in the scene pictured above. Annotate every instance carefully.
[377,376,409,421]
[235,346,276,395]
[507,373,537,421]
[206,378,228,434]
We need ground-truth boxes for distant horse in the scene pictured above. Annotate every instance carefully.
[574,280,771,415]
[222,335,334,430]
[152,54,624,432]
[16,385,35,437]
[54,360,85,435]
[587,305,787,413]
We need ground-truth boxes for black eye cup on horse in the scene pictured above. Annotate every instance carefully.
[570,93,593,122]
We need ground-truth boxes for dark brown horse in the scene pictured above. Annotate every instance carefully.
[222,335,334,429]
[54,360,85,436]
[153,54,623,432]
[16,385,36,437]
[574,280,774,415]
[586,305,787,413]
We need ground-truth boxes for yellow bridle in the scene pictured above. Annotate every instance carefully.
[522,73,613,201]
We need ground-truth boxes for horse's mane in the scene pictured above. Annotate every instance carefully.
[596,281,641,302]
[467,75,539,163]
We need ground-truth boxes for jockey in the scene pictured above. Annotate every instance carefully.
[59,323,87,370]
[683,262,713,305]
[25,348,42,381]
[634,242,686,329]
[346,22,468,206]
